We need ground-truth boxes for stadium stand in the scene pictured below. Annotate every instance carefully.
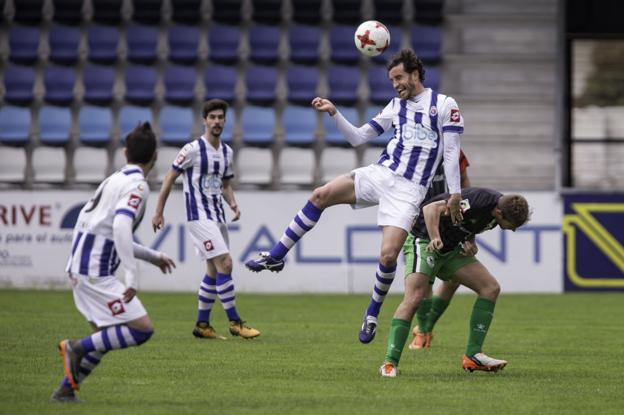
[245,65,278,105]
[52,0,84,25]
[78,105,112,147]
[92,0,123,25]
[83,64,116,105]
[13,0,44,25]
[287,65,319,105]
[167,24,200,65]
[372,25,402,64]
[331,0,363,24]
[87,25,120,64]
[327,65,360,106]
[159,105,194,146]
[411,25,442,63]
[48,24,81,65]
[44,65,76,106]
[126,24,159,64]
[3,65,36,105]
[373,0,405,24]
[288,24,321,65]
[164,65,197,105]
[291,0,322,24]
[252,0,283,25]
[132,0,163,25]
[0,105,31,146]
[248,24,281,65]
[204,64,237,103]
[9,25,40,65]
[124,65,157,105]
[211,0,242,25]
[330,24,361,64]
[208,23,241,64]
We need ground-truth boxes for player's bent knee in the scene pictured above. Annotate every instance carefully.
[480,281,501,300]
[129,327,154,345]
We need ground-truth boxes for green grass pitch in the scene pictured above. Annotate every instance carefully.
[1,290,623,415]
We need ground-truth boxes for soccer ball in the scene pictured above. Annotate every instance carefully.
[354,20,390,57]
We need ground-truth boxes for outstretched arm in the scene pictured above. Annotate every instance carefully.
[311,97,377,147]
[152,169,181,232]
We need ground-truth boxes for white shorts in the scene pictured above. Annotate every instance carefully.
[69,273,147,328]
[352,164,427,232]
[188,220,230,260]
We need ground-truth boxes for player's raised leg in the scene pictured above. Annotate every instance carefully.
[245,174,356,272]
[453,262,507,372]
[360,225,407,344]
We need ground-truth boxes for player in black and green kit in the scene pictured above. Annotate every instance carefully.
[379,187,530,377]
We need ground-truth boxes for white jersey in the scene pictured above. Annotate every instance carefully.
[172,136,234,223]
[366,88,464,188]
[65,165,149,277]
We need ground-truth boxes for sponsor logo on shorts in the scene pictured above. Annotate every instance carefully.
[450,109,460,123]
[127,194,142,208]
[108,299,125,316]
[426,256,435,268]
[203,240,214,251]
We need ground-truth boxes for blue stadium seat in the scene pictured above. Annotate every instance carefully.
[368,65,395,104]
[172,0,202,24]
[330,24,360,64]
[424,65,440,90]
[373,0,405,25]
[168,25,200,64]
[328,65,359,106]
[92,0,122,25]
[83,64,115,105]
[44,65,76,106]
[411,25,442,63]
[38,105,72,146]
[208,24,241,64]
[241,106,275,146]
[365,106,394,146]
[124,65,157,105]
[52,0,84,25]
[9,25,40,65]
[13,0,44,25]
[282,105,316,146]
[287,65,318,105]
[78,105,112,146]
[251,0,283,24]
[119,105,153,141]
[245,65,277,105]
[288,24,321,64]
[204,64,237,103]
[159,105,193,146]
[248,24,281,65]
[331,0,362,24]
[212,0,243,24]
[291,0,322,24]
[413,0,444,24]
[87,24,119,64]
[127,24,159,64]
[49,24,81,65]
[3,65,35,105]
[164,65,196,105]
[323,107,358,146]
[0,106,31,146]
[132,0,163,25]
[372,25,402,64]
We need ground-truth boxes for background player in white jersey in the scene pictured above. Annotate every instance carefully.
[152,99,260,340]
[245,49,465,344]
[52,123,176,402]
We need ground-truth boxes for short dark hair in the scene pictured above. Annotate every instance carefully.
[202,99,229,119]
[499,194,530,228]
[387,49,426,83]
[125,122,156,164]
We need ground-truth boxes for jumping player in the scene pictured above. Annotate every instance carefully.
[245,49,465,344]
[52,122,176,402]
[152,99,260,340]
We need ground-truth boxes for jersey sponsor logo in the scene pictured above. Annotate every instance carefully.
[107,299,126,316]
[450,109,460,123]
[402,124,438,147]
[201,175,222,192]
[429,106,438,117]
[127,194,142,209]
[203,240,214,251]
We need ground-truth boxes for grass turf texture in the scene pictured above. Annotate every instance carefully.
[1,290,623,415]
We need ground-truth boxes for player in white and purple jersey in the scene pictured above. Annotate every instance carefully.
[245,49,465,344]
[152,99,260,340]
[52,123,176,402]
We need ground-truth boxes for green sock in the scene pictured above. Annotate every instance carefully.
[422,295,450,333]
[465,298,496,356]
[415,298,432,332]
[384,318,411,366]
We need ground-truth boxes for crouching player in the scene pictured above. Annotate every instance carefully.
[379,187,530,377]
[51,123,176,402]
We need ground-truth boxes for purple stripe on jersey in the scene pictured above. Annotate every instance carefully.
[122,168,142,176]
[368,120,384,136]
[172,164,184,172]
[184,192,191,221]
[388,100,408,171]
[442,125,464,133]
[79,233,96,275]
[212,194,224,222]
[99,239,114,277]
[115,208,136,219]
[109,248,118,276]
[71,231,84,256]
[101,327,112,350]
[115,325,127,348]
[419,91,441,187]
[403,112,424,180]
[222,144,228,178]
[186,167,199,220]
[197,140,214,221]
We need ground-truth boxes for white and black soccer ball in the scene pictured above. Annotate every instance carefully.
[354,20,391,57]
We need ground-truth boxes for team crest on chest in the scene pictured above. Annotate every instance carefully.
[429,106,438,117]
